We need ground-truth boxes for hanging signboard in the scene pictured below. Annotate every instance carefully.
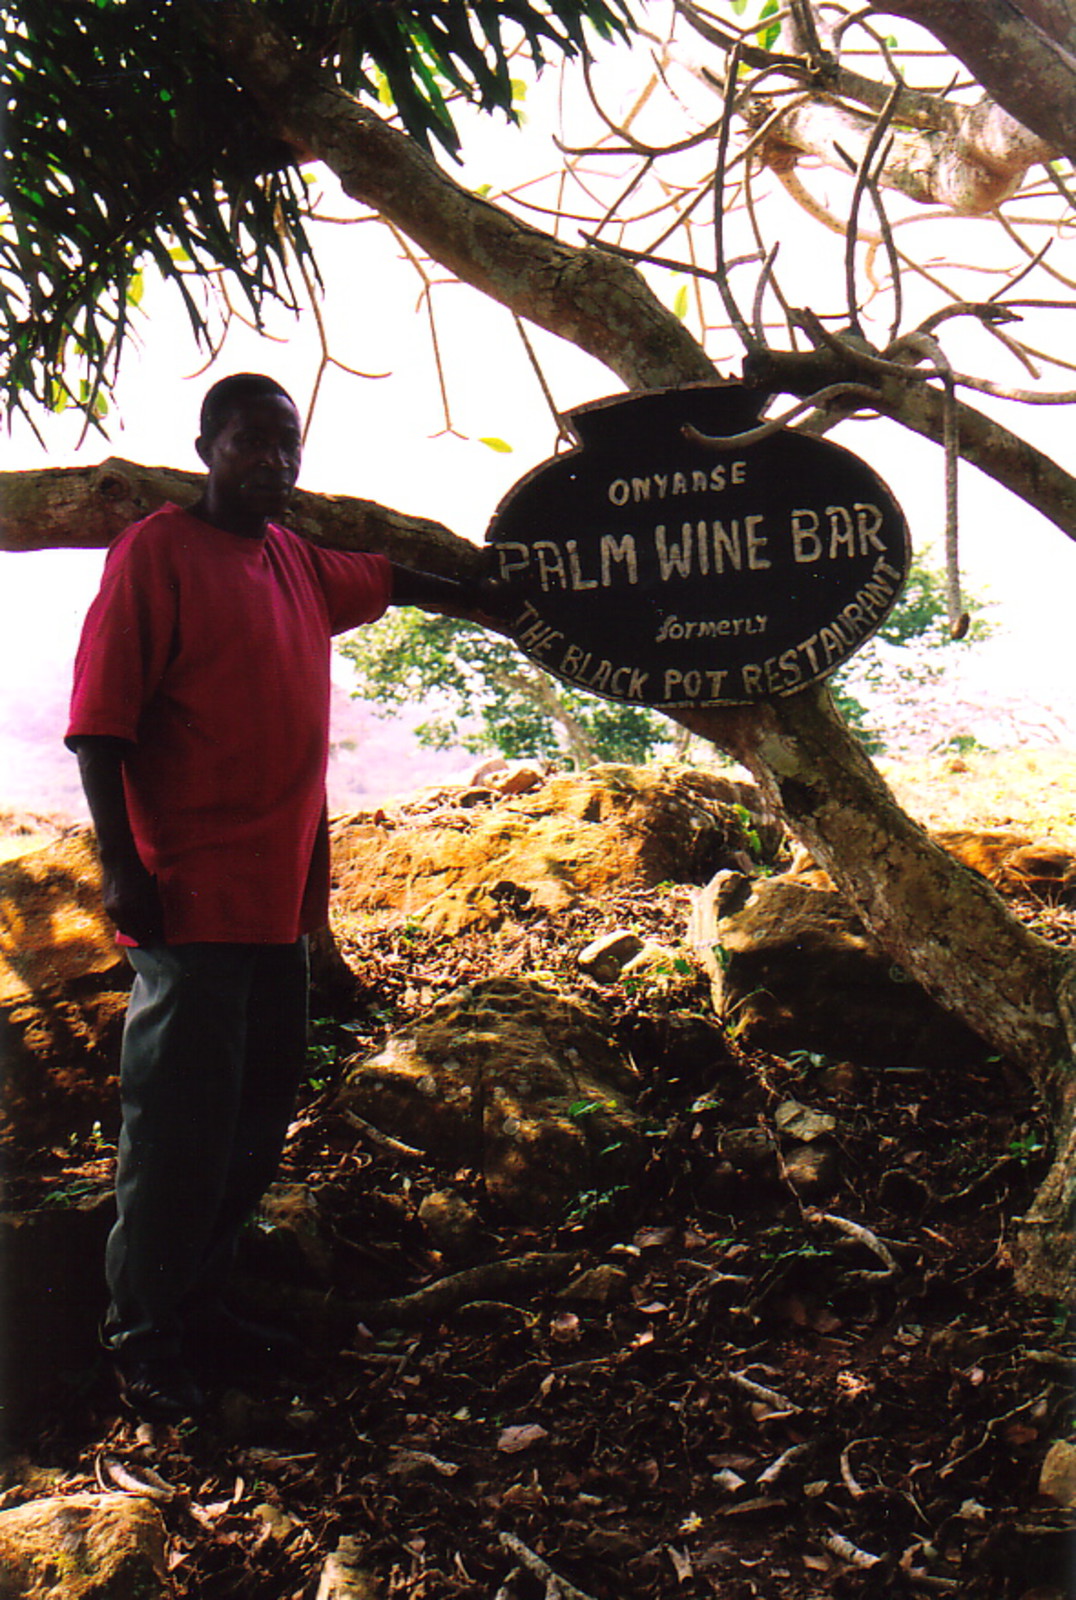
[486,384,911,709]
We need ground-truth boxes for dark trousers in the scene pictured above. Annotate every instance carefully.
[104,938,309,1360]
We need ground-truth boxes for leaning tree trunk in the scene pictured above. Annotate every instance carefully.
[11,0,1071,1295]
[681,689,1076,1298]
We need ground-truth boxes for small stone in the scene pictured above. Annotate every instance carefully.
[560,1264,631,1305]
[697,1160,737,1210]
[316,1535,382,1599]
[469,757,508,787]
[418,1190,480,1260]
[497,762,545,796]
[254,1502,301,1541]
[720,1127,777,1177]
[775,1100,837,1142]
[782,1143,839,1198]
[1039,1440,1076,1507]
[817,1061,862,1095]
[577,930,645,983]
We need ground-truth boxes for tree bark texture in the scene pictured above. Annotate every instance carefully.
[760,94,1053,214]
[197,2,718,393]
[681,686,1076,1298]
[882,0,1076,167]
[0,459,482,578]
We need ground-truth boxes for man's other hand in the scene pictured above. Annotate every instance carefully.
[101,856,164,945]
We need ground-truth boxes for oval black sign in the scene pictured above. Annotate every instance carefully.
[486,384,911,709]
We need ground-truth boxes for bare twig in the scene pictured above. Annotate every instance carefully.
[713,43,759,353]
[729,1369,802,1413]
[351,1252,582,1327]
[809,1210,902,1279]
[497,1532,600,1600]
[839,1439,878,1499]
[512,314,575,447]
[683,382,880,448]
[844,83,902,334]
[340,1109,426,1160]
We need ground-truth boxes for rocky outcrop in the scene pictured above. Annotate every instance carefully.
[339,977,643,1221]
[0,831,129,1147]
[0,1491,169,1599]
[330,764,776,937]
[690,869,991,1067]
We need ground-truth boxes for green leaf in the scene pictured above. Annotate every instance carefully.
[479,435,514,452]
[672,283,689,320]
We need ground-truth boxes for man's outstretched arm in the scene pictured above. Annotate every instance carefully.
[388,560,521,630]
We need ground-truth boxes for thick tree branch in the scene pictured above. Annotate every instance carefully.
[743,348,1076,541]
[196,1,717,393]
[757,93,1053,214]
[882,0,1076,164]
[0,457,485,584]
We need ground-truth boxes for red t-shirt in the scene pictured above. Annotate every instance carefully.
[67,504,393,944]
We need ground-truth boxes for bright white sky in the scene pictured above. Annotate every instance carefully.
[3,11,1076,812]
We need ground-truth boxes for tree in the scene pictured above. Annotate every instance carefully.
[4,0,1076,1294]
[338,611,675,767]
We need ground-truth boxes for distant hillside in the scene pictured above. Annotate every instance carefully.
[0,667,466,822]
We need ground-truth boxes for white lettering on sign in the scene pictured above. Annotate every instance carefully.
[630,554,905,705]
[606,460,747,505]
[655,614,767,643]
[512,602,565,661]
[727,555,905,700]
[790,503,888,562]
[498,501,891,593]
[558,640,650,699]
[654,515,770,579]
[600,533,638,587]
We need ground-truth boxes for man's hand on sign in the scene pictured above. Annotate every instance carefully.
[473,551,528,633]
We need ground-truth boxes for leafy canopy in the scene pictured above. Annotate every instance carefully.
[1,0,632,426]
[338,611,673,768]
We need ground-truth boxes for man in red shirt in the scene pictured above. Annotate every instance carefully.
[68,372,492,1421]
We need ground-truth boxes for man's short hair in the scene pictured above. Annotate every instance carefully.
[199,374,297,444]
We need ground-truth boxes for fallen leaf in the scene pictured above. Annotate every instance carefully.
[666,1544,694,1582]
[96,1453,176,1502]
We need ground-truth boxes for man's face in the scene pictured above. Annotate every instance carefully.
[197,394,303,531]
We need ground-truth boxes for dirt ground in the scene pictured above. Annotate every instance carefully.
[5,754,1076,1598]
[878,748,1076,847]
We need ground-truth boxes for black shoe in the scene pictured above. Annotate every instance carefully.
[186,1305,305,1381]
[115,1354,207,1423]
